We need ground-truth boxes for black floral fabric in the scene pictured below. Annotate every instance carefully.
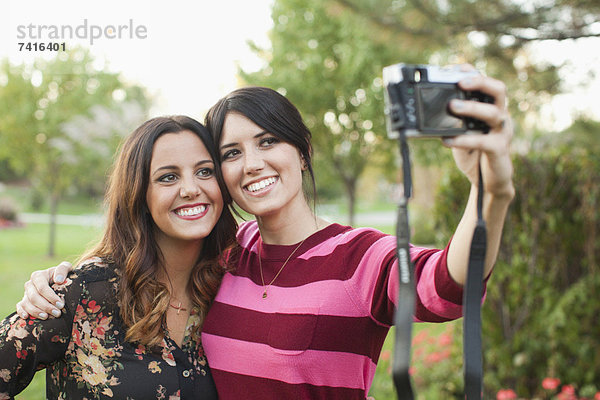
[0,258,218,399]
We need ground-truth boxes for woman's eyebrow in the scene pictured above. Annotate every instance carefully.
[152,159,213,174]
[220,131,269,151]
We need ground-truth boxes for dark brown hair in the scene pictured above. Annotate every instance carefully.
[80,116,238,347]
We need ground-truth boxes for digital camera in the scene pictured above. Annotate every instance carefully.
[383,63,494,138]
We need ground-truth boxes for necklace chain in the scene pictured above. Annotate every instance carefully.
[258,238,306,299]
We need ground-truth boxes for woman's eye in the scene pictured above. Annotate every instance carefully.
[158,173,177,183]
[260,136,279,147]
[197,168,214,178]
[222,149,240,160]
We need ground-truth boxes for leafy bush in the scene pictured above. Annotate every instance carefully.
[0,196,19,222]
[432,147,600,398]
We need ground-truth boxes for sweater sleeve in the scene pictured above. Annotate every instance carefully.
[0,271,83,398]
[369,237,475,326]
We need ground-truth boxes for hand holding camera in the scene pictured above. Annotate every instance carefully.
[384,64,495,137]
[384,63,514,199]
[445,71,514,199]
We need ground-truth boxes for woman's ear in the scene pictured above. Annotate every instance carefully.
[300,154,308,171]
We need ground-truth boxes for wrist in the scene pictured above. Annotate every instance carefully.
[488,183,515,202]
[473,180,515,203]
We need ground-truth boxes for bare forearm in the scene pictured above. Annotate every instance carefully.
[447,183,514,285]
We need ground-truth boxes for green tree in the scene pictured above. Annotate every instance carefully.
[336,0,600,43]
[334,0,600,126]
[0,48,150,256]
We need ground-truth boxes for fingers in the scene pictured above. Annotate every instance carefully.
[459,74,507,108]
[448,75,511,142]
[17,294,50,320]
[457,63,476,72]
[443,116,512,157]
[21,266,66,319]
[53,261,72,284]
[450,99,507,132]
[23,278,63,319]
[443,128,511,154]
[15,300,30,319]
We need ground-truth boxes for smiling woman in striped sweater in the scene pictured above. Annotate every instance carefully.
[17,75,514,399]
[198,82,513,399]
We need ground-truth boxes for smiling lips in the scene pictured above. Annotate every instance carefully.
[173,204,209,220]
[245,177,278,194]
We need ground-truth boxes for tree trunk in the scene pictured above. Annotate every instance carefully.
[48,193,59,257]
[346,179,356,227]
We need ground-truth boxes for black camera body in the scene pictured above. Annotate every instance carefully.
[383,63,494,138]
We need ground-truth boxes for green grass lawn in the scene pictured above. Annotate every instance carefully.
[0,223,102,399]
[1,185,103,215]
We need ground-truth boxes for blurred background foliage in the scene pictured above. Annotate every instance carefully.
[0,47,151,256]
[1,0,600,398]
[433,125,600,398]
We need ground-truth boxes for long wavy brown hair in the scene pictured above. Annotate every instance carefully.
[79,116,238,347]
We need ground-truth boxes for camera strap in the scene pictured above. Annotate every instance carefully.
[392,133,487,400]
[392,132,415,400]
[463,164,486,400]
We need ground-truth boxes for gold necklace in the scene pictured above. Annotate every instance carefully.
[258,238,306,299]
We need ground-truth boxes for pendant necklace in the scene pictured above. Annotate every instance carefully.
[169,301,188,315]
[258,238,306,299]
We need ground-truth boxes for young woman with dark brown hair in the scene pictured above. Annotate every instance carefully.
[0,116,237,399]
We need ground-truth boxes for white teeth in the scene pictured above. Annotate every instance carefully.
[175,205,207,217]
[246,177,277,193]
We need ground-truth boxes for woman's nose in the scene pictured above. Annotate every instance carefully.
[179,177,201,199]
[243,150,265,174]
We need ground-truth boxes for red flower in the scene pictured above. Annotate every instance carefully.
[561,385,575,394]
[412,330,429,345]
[594,392,600,400]
[557,384,577,400]
[438,333,452,346]
[425,349,451,364]
[425,351,444,364]
[16,350,28,359]
[87,300,101,313]
[496,389,517,400]
[72,327,83,346]
[380,350,391,361]
[542,377,561,390]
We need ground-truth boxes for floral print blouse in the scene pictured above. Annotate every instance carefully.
[0,259,218,399]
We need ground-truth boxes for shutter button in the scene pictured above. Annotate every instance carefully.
[182,369,191,378]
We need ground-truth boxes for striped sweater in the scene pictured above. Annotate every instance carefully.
[202,221,468,399]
